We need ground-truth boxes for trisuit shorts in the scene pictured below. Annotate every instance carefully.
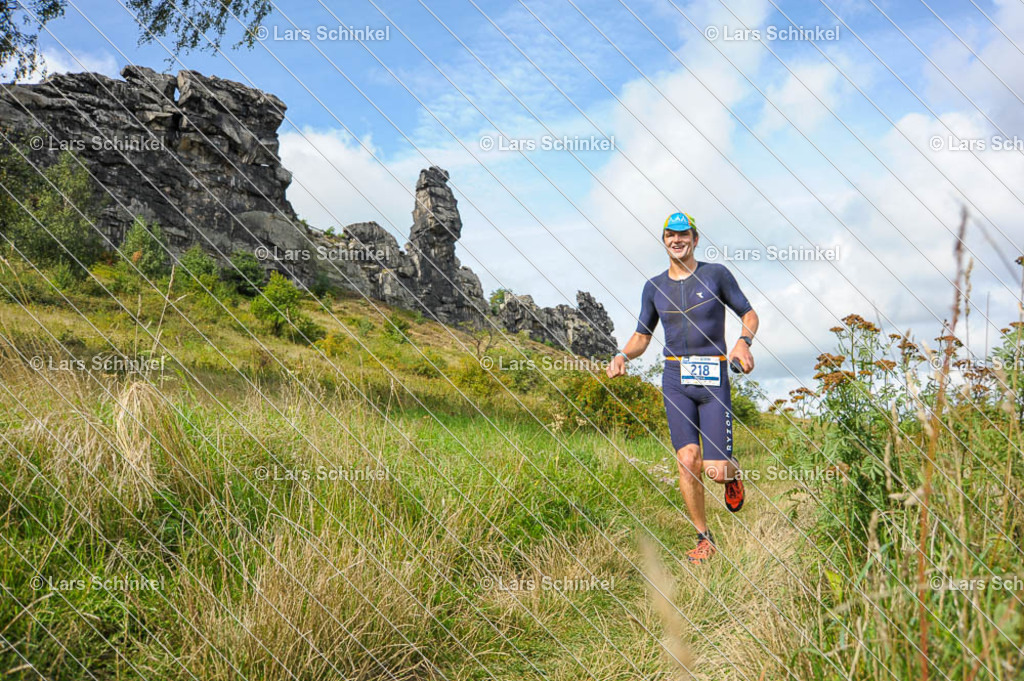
[661,358,735,461]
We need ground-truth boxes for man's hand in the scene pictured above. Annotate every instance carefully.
[608,334,650,378]
[729,341,754,374]
[607,354,627,378]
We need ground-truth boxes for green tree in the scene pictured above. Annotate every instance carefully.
[251,271,300,336]
[0,134,41,229]
[2,150,103,275]
[2,1,272,81]
[0,2,65,81]
[177,244,218,290]
[730,378,762,427]
[120,216,168,277]
[489,288,511,315]
[223,250,265,296]
[310,269,331,299]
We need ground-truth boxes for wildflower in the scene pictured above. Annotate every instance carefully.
[814,353,846,370]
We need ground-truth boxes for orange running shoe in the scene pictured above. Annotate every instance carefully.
[725,477,745,513]
[686,533,716,564]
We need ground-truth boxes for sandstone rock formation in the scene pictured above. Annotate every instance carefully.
[494,291,616,357]
[0,66,616,356]
[1,66,293,251]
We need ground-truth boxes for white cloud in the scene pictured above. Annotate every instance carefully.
[278,0,1024,402]
[757,61,843,135]
[922,0,1024,133]
[3,47,119,83]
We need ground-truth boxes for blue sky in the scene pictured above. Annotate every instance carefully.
[20,0,1024,399]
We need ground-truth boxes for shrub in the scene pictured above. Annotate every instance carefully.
[250,272,325,344]
[315,332,352,358]
[289,315,326,345]
[0,260,64,304]
[2,150,103,274]
[223,250,265,296]
[120,216,168,277]
[177,244,219,291]
[251,271,301,336]
[407,349,448,378]
[345,316,374,337]
[480,349,544,394]
[310,270,331,299]
[558,373,665,440]
[449,355,500,399]
[730,378,761,427]
[50,261,78,291]
[382,313,411,344]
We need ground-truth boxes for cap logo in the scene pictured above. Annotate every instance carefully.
[664,212,695,231]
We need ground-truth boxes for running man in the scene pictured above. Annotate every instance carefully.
[607,212,759,564]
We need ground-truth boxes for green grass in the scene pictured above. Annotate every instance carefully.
[1,255,1021,680]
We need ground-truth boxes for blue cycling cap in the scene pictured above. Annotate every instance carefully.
[663,212,696,232]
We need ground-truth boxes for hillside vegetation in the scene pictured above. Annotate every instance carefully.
[0,149,1021,679]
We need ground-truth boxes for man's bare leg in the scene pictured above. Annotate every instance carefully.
[676,443,707,533]
[678,448,741,528]
[704,459,739,485]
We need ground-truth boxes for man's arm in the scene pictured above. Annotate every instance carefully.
[729,309,759,373]
[606,332,652,378]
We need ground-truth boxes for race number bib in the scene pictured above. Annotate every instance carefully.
[679,356,722,387]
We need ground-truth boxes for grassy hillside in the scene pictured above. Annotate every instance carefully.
[0,233,1021,680]
[0,256,810,680]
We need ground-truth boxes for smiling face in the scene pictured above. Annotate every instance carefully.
[663,228,698,263]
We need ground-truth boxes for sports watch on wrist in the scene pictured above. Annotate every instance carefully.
[739,335,754,347]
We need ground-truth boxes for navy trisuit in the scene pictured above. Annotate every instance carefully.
[636,262,752,460]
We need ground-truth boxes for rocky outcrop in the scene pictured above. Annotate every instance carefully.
[494,291,616,358]
[0,66,294,250]
[406,167,486,326]
[322,168,488,326]
[0,66,615,356]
